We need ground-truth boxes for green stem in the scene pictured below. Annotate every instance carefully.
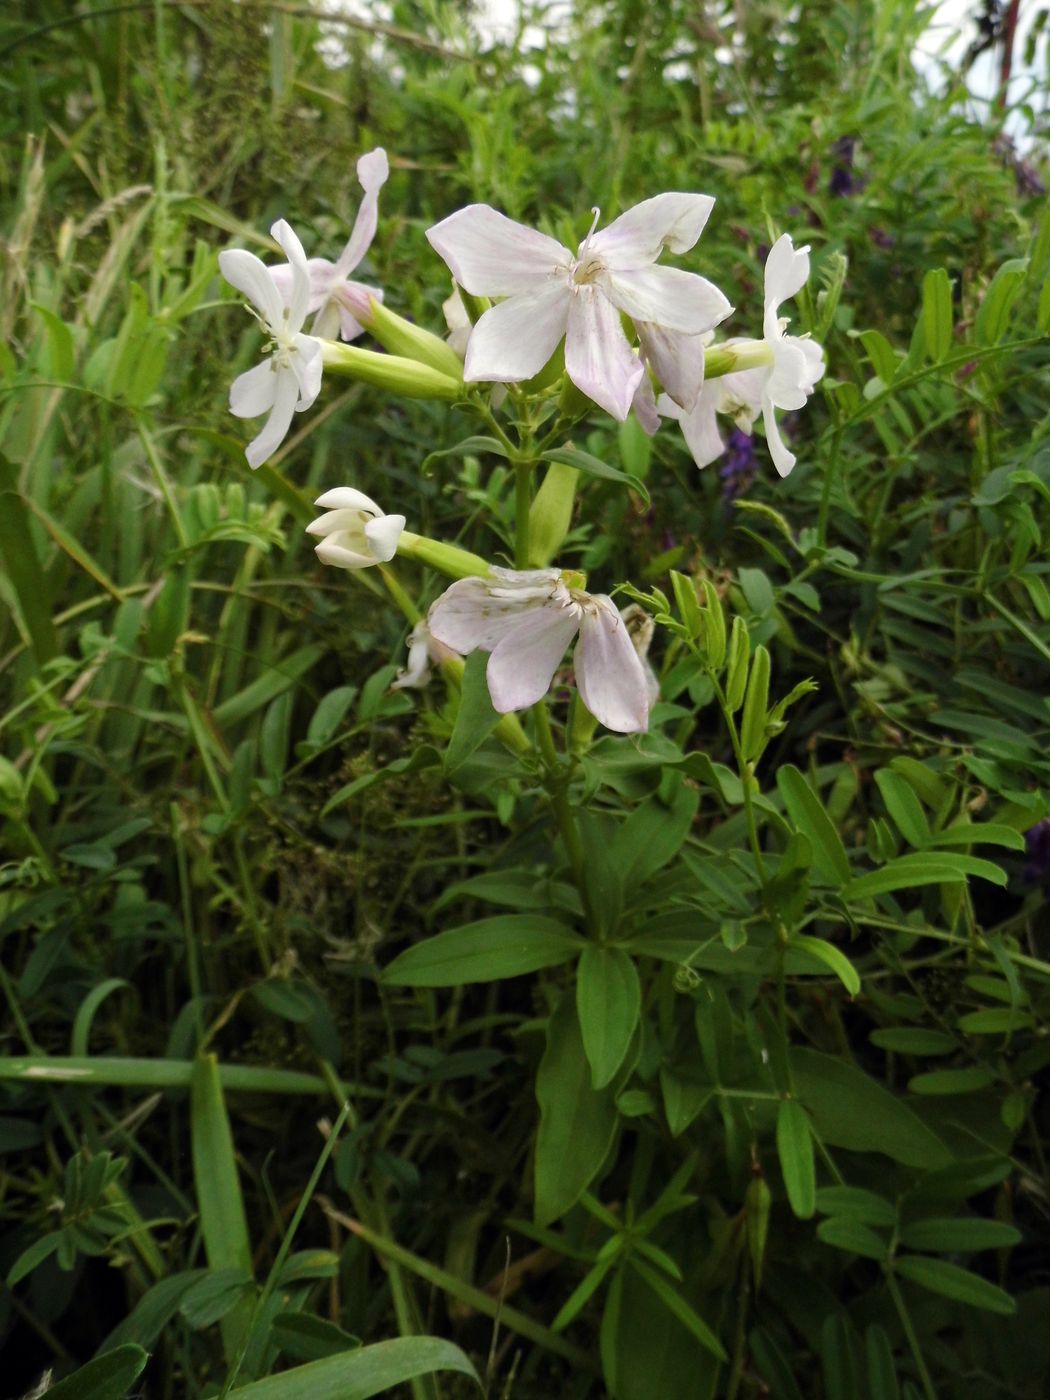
[534,701,588,904]
[886,1272,938,1400]
[137,421,188,549]
[378,563,420,624]
[514,461,532,568]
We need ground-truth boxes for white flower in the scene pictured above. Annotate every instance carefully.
[306,487,405,570]
[390,620,459,691]
[427,567,651,733]
[219,219,323,469]
[426,194,732,421]
[441,286,472,359]
[269,148,389,341]
[662,234,825,477]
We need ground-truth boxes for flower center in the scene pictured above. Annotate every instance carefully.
[570,207,604,288]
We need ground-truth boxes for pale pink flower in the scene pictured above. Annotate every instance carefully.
[219,219,323,469]
[270,148,389,341]
[427,567,651,733]
[390,620,458,691]
[662,234,825,477]
[426,194,731,421]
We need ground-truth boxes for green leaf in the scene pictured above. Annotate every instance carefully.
[860,328,899,383]
[0,453,58,663]
[790,1048,951,1167]
[540,445,649,505]
[535,994,620,1226]
[777,1100,816,1219]
[230,1337,481,1398]
[612,782,699,887]
[43,1346,149,1400]
[670,571,703,640]
[789,935,860,996]
[190,1055,254,1361]
[445,650,501,772]
[921,822,1025,851]
[321,746,441,815]
[422,435,510,469]
[629,1259,727,1362]
[815,1186,897,1227]
[898,1217,1021,1252]
[874,769,931,847]
[956,1007,1034,1034]
[213,645,325,728]
[179,1269,254,1328]
[98,1271,206,1353]
[907,1066,996,1095]
[975,258,1028,346]
[869,1027,957,1055]
[383,916,583,987]
[71,980,131,1057]
[7,1230,64,1286]
[893,1255,1016,1315]
[921,268,953,361]
[865,1324,899,1400]
[271,1312,361,1363]
[777,765,851,886]
[844,851,1006,900]
[577,946,641,1090]
[816,1218,889,1261]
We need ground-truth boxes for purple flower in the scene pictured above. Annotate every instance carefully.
[829,137,866,199]
[1023,819,1050,883]
[719,429,756,506]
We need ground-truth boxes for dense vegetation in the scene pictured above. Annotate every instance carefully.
[1,2,1048,1397]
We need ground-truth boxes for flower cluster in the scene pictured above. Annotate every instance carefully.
[217,159,828,733]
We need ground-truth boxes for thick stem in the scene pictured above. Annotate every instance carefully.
[514,461,532,568]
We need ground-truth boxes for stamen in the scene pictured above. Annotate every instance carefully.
[578,206,601,262]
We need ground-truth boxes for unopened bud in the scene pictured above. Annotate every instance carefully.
[362,297,466,382]
[704,340,774,379]
[396,530,491,580]
[321,341,462,401]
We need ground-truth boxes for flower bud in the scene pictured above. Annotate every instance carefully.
[528,461,579,567]
[361,296,466,382]
[395,530,491,580]
[321,341,462,401]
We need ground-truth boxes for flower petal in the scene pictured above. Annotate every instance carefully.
[765,339,810,411]
[313,486,384,515]
[291,335,323,409]
[229,360,278,418]
[715,366,766,430]
[764,234,810,313]
[270,258,335,314]
[661,385,726,469]
[589,193,715,267]
[392,621,436,691]
[271,219,312,330]
[364,513,405,562]
[564,286,644,421]
[637,322,706,410]
[314,536,374,570]
[332,147,390,279]
[762,397,796,477]
[426,205,570,297]
[219,248,284,327]
[245,368,298,469]
[486,604,582,713]
[574,598,651,733]
[632,372,661,435]
[464,282,570,383]
[604,265,732,335]
[428,576,545,653]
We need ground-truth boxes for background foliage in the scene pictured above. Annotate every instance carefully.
[1,1,1048,1396]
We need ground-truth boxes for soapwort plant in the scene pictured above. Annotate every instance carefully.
[214,155,841,1361]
